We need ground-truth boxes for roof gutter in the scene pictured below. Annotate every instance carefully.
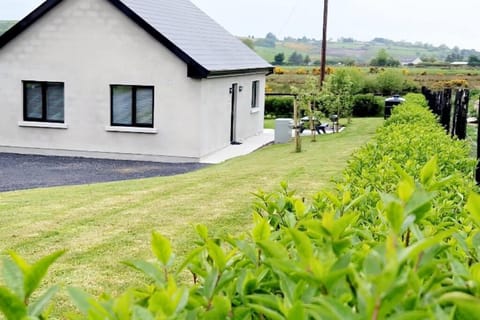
[204,66,274,79]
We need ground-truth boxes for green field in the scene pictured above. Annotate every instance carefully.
[266,65,480,94]
[0,118,382,313]
[254,38,475,65]
[0,20,15,34]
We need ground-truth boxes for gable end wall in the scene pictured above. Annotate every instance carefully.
[0,0,204,162]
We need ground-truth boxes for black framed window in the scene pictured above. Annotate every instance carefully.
[23,81,64,123]
[251,80,259,108]
[111,85,154,127]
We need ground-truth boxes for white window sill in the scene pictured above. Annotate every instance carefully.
[18,121,68,129]
[250,108,261,114]
[105,126,158,134]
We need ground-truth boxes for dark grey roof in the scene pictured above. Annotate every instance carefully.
[0,0,273,78]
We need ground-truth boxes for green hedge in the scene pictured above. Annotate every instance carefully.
[265,96,294,118]
[3,93,480,319]
[352,93,383,117]
[265,96,331,118]
[341,93,475,225]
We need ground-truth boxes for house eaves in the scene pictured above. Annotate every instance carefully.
[0,0,273,79]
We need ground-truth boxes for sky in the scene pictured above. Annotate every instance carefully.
[1,0,480,51]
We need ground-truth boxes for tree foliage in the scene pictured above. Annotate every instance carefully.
[376,69,405,95]
[255,32,277,48]
[468,55,480,66]
[445,46,464,62]
[370,49,400,67]
[291,76,322,141]
[288,51,304,65]
[273,52,285,65]
[320,69,356,120]
[303,55,311,65]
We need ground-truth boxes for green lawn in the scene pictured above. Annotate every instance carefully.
[264,118,275,129]
[0,117,383,314]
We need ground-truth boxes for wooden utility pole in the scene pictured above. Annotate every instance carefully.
[320,0,328,87]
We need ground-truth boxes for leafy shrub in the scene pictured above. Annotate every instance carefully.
[433,79,469,89]
[402,78,421,93]
[362,74,379,93]
[295,68,308,75]
[375,69,405,95]
[341,93,475,222]
[311,67,321,75]
[0,251,64,319]
[352,93,383,117]
[273,67,285,75]
[402,92,428,107]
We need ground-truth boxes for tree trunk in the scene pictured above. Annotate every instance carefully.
[294,98,301,152]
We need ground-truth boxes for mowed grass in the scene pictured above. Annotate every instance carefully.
[0,117,383,314]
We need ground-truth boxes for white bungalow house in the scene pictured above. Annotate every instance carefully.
[450,61,468,66]
[401,57,422,66]
[0,0,273,162]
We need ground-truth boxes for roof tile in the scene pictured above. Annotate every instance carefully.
[119,0,271,73]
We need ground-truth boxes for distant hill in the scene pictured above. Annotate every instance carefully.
[1,20,478,66]
[251,35,480,65]
[0,20,15,35]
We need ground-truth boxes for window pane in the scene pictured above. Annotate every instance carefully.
[46,83,64,122]
[25,83,42,119]
[112,86,132,125]
[136,88,153,125]
[251,81,259,108]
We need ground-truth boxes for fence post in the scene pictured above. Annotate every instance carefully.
[452,89,460,137]
[434,91,442,116]
[422,86,436,114]
[455,89,468,140]
[440,88,452,133]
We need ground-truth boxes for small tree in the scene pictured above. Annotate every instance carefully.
[288,51,304,65]
[468,55,480,66]
[304,55,311,65]
[291,76,321,144]
[255,32,276,48]
[320,69,355,125]
[370,49,400,67]
[273,52,285,65]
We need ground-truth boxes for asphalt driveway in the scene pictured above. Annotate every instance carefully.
[0,153,208,192]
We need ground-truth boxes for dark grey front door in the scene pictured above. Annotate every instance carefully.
[230,83,238,144]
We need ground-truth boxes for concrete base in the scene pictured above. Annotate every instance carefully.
[0,129,276,165]
[200,129,274,164]
[0,146,199,163]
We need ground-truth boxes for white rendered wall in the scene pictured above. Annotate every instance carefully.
[0,0,205,162]
[198,74,266,157]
